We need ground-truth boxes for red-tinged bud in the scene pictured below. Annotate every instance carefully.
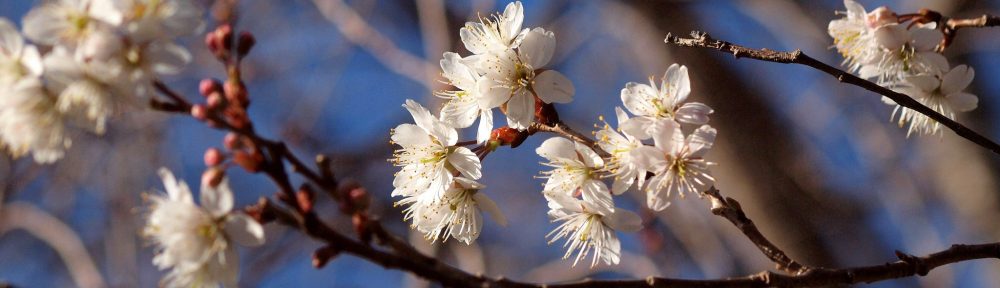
[490,126,529,148]
[191,105,208,121]
[206,92,224,109]
[353,213,372,244]
[312,246,341,268]
[244,197,276,224]
[233,150,260,173]
[201,167,226,188]
[204,147,225,167]
[296,185,315,213]
[224,132,242,150]
[237,31,256,58]
[207,25,234,60]
[223,80,248,107]
[348,187,370,212]
[199,79,222,97]
[534,99,560,126]
[224,107,250,130]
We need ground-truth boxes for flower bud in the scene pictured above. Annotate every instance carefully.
[312,245,341,268]
[490,126,529,148]
[191,105,208,121]
[199,79,222,97]
[353,213,372,244]
[348,187,370,212]
[233,150,260,173]
[237,31,256,58]
[296,185,315,213]
[206,93,224,109]
[223,80,248,107]
[244,197,277,224]
[204,148,225,167]
[224,132,242,150]
[201,167,226,188]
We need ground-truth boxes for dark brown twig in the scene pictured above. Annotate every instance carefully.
[664,31,1000,157]
[704,187,806,274]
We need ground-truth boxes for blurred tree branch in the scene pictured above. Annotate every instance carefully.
[0,202,106,288]
[664,31,1000,157]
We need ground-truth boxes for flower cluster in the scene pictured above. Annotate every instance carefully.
[391,1,582,245]
[828,0,978,136]
[0,0,202,163]
[537,63,716,267]
[144,168,264,288]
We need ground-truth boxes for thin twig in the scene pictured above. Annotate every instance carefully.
[704,187,807,274]
[664,31,1000,157]
[941,13,1000,49]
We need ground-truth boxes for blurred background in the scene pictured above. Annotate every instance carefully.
[1,0,999,287]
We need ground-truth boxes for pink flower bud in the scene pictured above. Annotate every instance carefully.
[224,133,242,150]
[204,148,224,167]
[237,31,256,58]
[199,79,222,96]
[206,93,224,109]
[201,167,225,188]
[191,105,208,121]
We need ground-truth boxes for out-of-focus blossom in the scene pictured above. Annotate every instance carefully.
[144,168,265,288]
[887,65,977,136]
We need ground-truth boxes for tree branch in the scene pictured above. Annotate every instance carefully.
[663,31,1000,157]
[0,202,107,288]
[704,187,806,274]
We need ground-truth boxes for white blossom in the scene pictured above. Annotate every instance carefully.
[144,168,265,288]
[886,65,977,136]
[43,48,119,134]
[632,121,716,211]
[619,64,712,139]
[595,107,646,194]
[21,0,119,47]
[400,177,506,244]
[110,0,204,41]
[859,24,947,85]
[827,0,881,73]
[536,137,613,214]
[391,99,482,201]
[479,27,574,130]
[460,1,527,55]
[0,79,70,163]
[0,19,43,86]
[544,192,641,267]
[437,52,495,143]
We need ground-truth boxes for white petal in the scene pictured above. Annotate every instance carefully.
[149,41,192,75]
[505,91,534,130]
[518,27,555,68]
[610,172,635,195]
[873,24,908,50]
[533,70,574,104]
[619,116,654,140]
[620,82,657,117]
[581,180,613,215]
[404,99,457,145]
[536,137,578,162]
[0,19,23,56]
[476,109,493,144]
[630,146,666,174]
[917,52,950,74]
[502,1,524,43]
[904,74,940,92]
[441,52,477,91]
[645,175,672,211]
[474,192,507,226]
[224,214,266,247]
[947,92,978,112]
[158,168,193,203]
[604,209,642,232]
[614,106,630,127]
[392,123,432,147]
[909,28,941,52]
[459,23,488,54]
[941,65,974,95]
[664,64,691,105]
[447,147,482,180]
[479,79,512,109]
[687,125,717,158]
[201,177,235,218]
[575,141,603,168]
[22,5,69,45]
[440,98,479,128]
[675,102,712,125]
[650,120,683,154]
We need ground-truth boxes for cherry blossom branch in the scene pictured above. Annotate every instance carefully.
[704,187,807,274]
[664,31,1000,157]
[910,10,1000,49]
